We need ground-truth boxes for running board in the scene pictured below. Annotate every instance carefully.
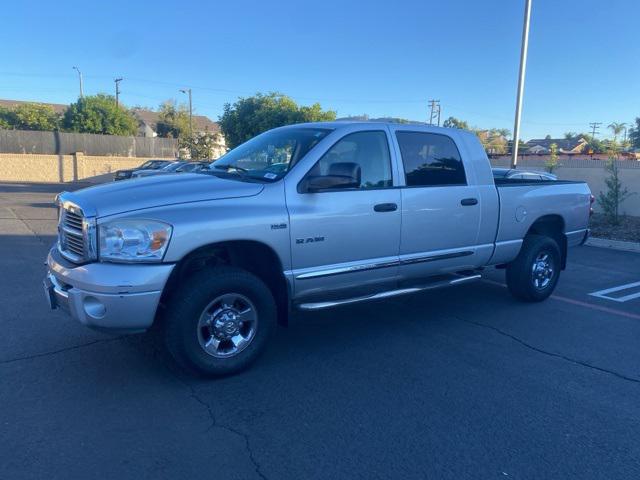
[296,274,482,311]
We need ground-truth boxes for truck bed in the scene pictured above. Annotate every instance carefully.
[488,180,592,266]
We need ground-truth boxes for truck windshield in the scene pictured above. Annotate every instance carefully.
[210,127,332,181]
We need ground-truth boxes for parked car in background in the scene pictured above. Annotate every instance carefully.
[131,161,186,179]
[492,168,557,181]
[45,122,592,376]
[131,161,211,179]
[176,161,212,173]
[114,160,174,181]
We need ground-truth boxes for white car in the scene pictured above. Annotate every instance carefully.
[492,168,557,181]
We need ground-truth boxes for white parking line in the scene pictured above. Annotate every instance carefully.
[589,281,640,303]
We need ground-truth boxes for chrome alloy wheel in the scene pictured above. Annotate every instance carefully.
[531,252,554,290]
[197,293,258,358]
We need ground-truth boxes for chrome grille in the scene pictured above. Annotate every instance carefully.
[64,210,83,230]
[59,206,86,262]
[55,193,97,263]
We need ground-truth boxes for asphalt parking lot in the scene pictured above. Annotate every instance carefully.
[1,182,640,480]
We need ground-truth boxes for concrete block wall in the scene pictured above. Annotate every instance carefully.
[0,153,174,183]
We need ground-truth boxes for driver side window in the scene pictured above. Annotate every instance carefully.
[306,131,393,190]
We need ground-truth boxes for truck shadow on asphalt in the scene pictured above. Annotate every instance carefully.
[122,281,523,383]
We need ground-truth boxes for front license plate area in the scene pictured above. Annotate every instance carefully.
[43,279,57,310]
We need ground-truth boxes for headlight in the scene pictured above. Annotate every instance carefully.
[98,220,172,263]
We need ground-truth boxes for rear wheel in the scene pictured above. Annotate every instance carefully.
[163,266,276,376]
[506,234,561,302]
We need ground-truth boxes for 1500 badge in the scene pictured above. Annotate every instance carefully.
[296,236,325,245]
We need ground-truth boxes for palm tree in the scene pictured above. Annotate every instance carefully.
[608,122,626,143]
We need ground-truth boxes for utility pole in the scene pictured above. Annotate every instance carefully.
[180,88,193,138]
[114,78,123,107]
[428,99,441,126]
[589,122,601,139]
[510,0,532,169]
[72,66,84,98]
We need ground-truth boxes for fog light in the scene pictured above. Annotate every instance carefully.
[83,296,106,319]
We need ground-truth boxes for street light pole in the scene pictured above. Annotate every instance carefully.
[72,66,84,99]
[180,88,193,138]
[114,77,123,107]
[510,0,532,169]
[180,88,193,158]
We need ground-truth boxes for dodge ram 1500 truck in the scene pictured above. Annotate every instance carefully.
[44,122,592,376]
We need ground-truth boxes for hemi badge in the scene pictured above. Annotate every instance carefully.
[271,223,287,230]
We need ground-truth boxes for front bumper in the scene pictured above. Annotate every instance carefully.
[44,247,175,333]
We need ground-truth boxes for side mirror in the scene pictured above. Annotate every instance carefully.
[304,174,359,193]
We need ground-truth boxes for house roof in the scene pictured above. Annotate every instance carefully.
[0,99,68,114]
[525,137,586,151]
[132,108,220,134]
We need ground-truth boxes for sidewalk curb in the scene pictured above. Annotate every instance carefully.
[586,237,640,253]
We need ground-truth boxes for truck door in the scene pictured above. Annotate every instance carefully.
[284,129,402,302]
[389,128,484,281]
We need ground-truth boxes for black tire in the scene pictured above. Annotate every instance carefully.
[506,234,561,302]
[163,266,276,376]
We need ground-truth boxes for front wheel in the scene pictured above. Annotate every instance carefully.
[163,266,276,376]
[506,234,561,302]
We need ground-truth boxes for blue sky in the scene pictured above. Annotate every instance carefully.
[1,0,638,139]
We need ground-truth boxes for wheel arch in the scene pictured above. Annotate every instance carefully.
[161,240,290,326]
[525,214,567,269]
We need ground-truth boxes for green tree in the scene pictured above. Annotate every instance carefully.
[477,129,509,154]
[628,117,640,149]
[545,143,559,173]
[597,160,634,224]
[7,103,61,131]
[181,131,220,160]
[63,94,137,136]
[155,100,191,138]
[608,122,626,143]
[442,116,469,130]
[219,92,336,149]
[0,107,12,129]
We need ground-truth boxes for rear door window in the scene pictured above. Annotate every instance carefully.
[396,132,466,187]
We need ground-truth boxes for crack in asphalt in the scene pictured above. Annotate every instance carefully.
[3,206,48,245]
[0,336,126,365]
[456,315,640,384]
[152,348,268,480]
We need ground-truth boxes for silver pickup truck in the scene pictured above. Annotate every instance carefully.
[44,122,592,375]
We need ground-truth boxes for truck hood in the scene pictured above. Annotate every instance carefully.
[66,173,264,218]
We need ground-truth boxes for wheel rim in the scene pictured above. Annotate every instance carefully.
[531,251,554,290]
[197,293,258,358]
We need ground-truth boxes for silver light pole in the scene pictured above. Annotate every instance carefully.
[179,88,193,138]
[72,66,84,99]
[511,0,532,169]
[180,88,193,158]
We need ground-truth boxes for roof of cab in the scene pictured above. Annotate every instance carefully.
[277,120,469,134]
